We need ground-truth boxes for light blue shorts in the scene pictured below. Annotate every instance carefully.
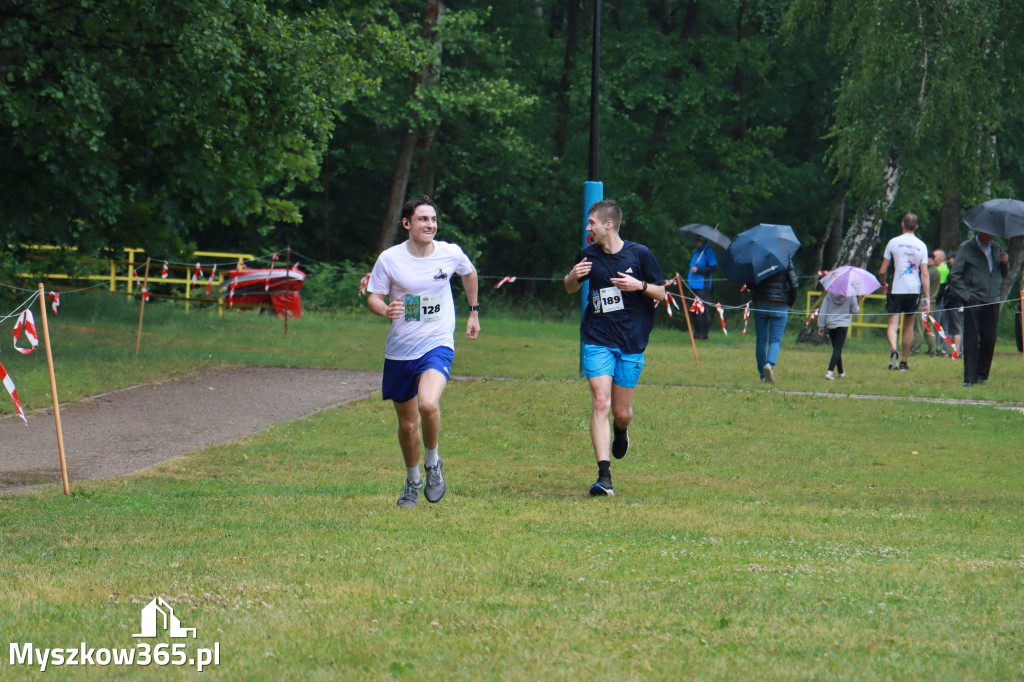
[583,344,645,388]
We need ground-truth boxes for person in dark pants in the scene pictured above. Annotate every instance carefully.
[948,231,1008,386]
[817,291,859,379]
[687,237,717,339]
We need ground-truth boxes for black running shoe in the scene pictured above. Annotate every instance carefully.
[590,474,614,497]
[899,362,909,371]
[612,426,629,460]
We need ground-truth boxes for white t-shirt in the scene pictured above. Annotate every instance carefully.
[883,232,928,294]
[368,240,475,360]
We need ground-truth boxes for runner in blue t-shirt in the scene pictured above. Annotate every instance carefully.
[563,200,665,497]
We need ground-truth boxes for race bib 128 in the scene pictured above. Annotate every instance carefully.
[403,294,443,321]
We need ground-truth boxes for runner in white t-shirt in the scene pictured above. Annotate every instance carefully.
[878,213,930,371]
[367,196,480,508]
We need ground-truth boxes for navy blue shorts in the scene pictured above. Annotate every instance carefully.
[382,346,454,403]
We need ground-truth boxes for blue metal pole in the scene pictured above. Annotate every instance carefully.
[580,181,603,375]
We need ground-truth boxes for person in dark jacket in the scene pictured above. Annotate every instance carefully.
[748,259,799,383]
[687,237,717,339]
[948,231,1009,386]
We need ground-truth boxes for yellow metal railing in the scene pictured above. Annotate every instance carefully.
[15,246,255,314]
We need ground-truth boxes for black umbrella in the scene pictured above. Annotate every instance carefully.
[720,223,800,283]
[961,198,1024,239]
[679,223,731,252]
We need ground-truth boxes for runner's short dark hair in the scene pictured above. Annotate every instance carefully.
[589,199,622,230]
[402,195,438,224]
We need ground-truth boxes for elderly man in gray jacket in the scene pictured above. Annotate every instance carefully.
[948,231,1009,386]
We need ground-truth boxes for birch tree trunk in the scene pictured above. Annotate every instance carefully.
[834,154,900,269]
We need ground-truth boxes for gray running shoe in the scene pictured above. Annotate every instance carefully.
[424,458,447,503]
[888,349,900,370]
[397,479,422,507]
[763,363,774,383]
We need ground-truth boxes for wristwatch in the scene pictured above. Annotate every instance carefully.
[641,281,648,292]
[469,305,480,312]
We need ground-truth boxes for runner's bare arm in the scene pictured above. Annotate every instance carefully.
[610,272,666,302]
[878,258,891,293]
[564,257,590,294]
[461,269,480,339]
[368,292,403,320]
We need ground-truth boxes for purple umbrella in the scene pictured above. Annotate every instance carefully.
[819,266,881,296]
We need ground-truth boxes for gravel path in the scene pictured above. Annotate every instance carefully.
[0,366,380,496]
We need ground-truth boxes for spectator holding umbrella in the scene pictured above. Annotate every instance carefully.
[720,223,801,383]
[687,236,717,339]
[817,266,880,380]
[948,198,1024,383]
[679,223,730,340]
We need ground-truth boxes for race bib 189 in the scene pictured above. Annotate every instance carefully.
[403,294,443,322]
[598,286,624,313]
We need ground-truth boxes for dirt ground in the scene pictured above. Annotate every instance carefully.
[0,366,380,496]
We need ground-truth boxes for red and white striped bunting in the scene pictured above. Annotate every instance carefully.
[161,261,169,278]
[494,276,517,289]
[742,302,750,335]
[13,310,39,354]
[0,359,27,424]
[206,264,217,294]
[358,273,371,296]
[715,302,727,336]
[134,272,150,302]
[927,313,958,359]
[49,292,60,315]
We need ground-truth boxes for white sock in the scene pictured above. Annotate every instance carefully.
[424,447,439,468]
[407,466,421,484]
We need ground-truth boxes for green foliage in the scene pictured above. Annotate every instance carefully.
[0,0,407,256]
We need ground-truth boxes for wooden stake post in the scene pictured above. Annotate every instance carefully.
[37,284,70,496]
[675,272,700,367]
[135,257,151,356]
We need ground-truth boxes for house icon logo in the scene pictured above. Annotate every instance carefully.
[133,598,197,639]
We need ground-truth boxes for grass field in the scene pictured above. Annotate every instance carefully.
[1,293,1023,679]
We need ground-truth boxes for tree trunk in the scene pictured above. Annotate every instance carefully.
[820,193,845,271]
[376,127,419,254]
[835,154,900,269]
[551,0,580,166]
[797,157,898,344]
[937,190,960,254]
[374,0,444,255]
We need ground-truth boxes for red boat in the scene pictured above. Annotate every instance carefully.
[220,266,306,318]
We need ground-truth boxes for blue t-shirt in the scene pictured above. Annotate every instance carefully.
[573,241,664,354]
[687,245,717,290]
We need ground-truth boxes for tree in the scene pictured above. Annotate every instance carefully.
[0,0,395,257]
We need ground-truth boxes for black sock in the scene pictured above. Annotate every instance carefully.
[598,460,611,477]
[613,424,626,438]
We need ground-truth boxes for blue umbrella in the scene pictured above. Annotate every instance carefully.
[720,223,800,283]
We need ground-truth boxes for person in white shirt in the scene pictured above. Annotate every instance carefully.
[878,213,930,371]
[367,196,480,507]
